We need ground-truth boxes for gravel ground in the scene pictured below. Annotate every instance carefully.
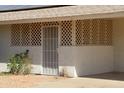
[0,74,65,88]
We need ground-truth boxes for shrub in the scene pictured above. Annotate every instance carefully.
[7,50,32,75]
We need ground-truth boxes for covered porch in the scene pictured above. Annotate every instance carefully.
[0,6,123,77]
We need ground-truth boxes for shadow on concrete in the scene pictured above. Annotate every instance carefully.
[81,72,124,81]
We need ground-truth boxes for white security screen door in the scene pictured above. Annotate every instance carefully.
[43,26,59,75]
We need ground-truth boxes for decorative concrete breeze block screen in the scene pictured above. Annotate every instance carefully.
[11,23,42,46]
[30,23,42,46]
[11,22,59,46]
[11,19,112,46]
[60,21,73,46]
[11,24,21,46]
[75,19,112,46]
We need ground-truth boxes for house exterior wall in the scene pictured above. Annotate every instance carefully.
[74,46,113,76]
[113,18,124,72]
[59,47,77,77]
[9,47,43,74]
[0,19,113,77]
[59,46,113,77]
[0,25,43,74]
[59,19,113,77]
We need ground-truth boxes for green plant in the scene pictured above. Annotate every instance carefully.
[7,50,32,75]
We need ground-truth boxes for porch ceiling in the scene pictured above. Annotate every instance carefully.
[0,6,124,24]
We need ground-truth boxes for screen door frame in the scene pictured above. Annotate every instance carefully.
[42,25,60,76]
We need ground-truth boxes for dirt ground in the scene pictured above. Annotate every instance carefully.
[1,72,124,88]
[37,72,124,88]
[0,74,65,88]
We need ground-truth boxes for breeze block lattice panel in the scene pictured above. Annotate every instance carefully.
[104,20,112,45]
[42,21,59,26]
[91,19,99,45]
[11,19,112,47]
[75,19,112,46]
[76,20,82,46]
[20,23,30,46]
[30,22,42,46]
[11,23,42,46]
[82,20,91,45]
[11,24,21,46]
[60,21,73,46]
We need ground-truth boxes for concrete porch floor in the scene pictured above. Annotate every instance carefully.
[37,72,124,88]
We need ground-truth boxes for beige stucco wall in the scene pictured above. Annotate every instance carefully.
[0,25,43,74]
[59,47,77,77]
[59,46,113,77]
[74,46,113,76]
[113,18,124,72]
[9,47,43,74]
